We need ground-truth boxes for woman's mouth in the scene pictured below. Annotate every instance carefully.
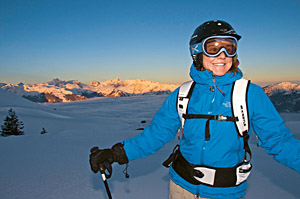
[213,63,226,66]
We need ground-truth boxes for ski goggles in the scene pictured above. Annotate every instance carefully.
[190,36,238,57]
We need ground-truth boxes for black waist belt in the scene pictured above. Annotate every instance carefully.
[171,150,252,187]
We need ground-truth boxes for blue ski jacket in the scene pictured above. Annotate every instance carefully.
[123,65,300,198]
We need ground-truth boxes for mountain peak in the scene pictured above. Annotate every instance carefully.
[263,82,300,96]
[47,78,65,85]
[90,81,101,87]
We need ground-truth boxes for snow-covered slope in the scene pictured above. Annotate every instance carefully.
[0,78,179,103]
[0,89,73,135]
[0,87,299,199]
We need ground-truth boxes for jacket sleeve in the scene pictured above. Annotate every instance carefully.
[249,84,300,173]
[123,88,181,161]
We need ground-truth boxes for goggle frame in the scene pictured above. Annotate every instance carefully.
[190,36,238,58]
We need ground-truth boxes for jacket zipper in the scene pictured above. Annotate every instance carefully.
[201,140,208,164]
[201,75,215,164]
[212,75,215,92]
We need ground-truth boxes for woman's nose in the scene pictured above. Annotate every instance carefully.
[217,51,226,58]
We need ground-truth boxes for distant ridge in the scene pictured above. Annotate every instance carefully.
[263,82,300,112]
[0,78,179,103]
[1,79,300,112]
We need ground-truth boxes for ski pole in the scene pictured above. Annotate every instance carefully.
[99,164,112,199]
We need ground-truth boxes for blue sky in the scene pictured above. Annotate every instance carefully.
[1,0,300,85]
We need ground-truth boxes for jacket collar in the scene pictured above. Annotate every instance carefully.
[189,64,243,86]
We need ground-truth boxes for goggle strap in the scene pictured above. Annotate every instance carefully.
[190,44,203,56]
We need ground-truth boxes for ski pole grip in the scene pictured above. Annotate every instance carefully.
[99,164,105,173]
[99,162,112,179]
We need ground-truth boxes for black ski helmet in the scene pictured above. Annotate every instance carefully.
[190,20,241,71]
[189,20,241,46]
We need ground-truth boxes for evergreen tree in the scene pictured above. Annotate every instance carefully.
[41,127,47,134]
[1,108,24,136]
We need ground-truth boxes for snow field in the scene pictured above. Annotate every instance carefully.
[0,90,299,198]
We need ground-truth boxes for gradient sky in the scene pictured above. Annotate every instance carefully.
[1,0,300,86]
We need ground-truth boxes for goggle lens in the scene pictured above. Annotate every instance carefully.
[203,37,237,57]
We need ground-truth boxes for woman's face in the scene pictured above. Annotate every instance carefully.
[202,52,233,76]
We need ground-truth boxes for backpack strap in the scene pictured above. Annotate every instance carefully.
[177,81,196,129]
[231,78,251,161]
[231,78,251,137]
[177,79,251,141]
[177,78,251,138]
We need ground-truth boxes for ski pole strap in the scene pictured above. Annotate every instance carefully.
[172,150,252,187]
[183,113,237,141]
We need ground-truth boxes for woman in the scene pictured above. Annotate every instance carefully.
[89,20,300,199]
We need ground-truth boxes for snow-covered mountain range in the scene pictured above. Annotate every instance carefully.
[0,78,179,103]
[263,82,300,95]
[1,79,300,112]
[263,82,300,112]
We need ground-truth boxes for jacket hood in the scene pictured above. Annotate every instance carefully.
[189,64,243,86]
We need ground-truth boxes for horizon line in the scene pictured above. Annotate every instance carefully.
[1,77,300,87]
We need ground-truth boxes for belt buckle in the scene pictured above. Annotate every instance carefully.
[217,114,227,121]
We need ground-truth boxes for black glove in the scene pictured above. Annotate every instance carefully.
[89,143,129,178]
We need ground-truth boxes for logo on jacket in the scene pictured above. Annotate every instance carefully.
[222,102,231,108]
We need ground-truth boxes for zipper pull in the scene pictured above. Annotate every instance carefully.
[212,76,215,92]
